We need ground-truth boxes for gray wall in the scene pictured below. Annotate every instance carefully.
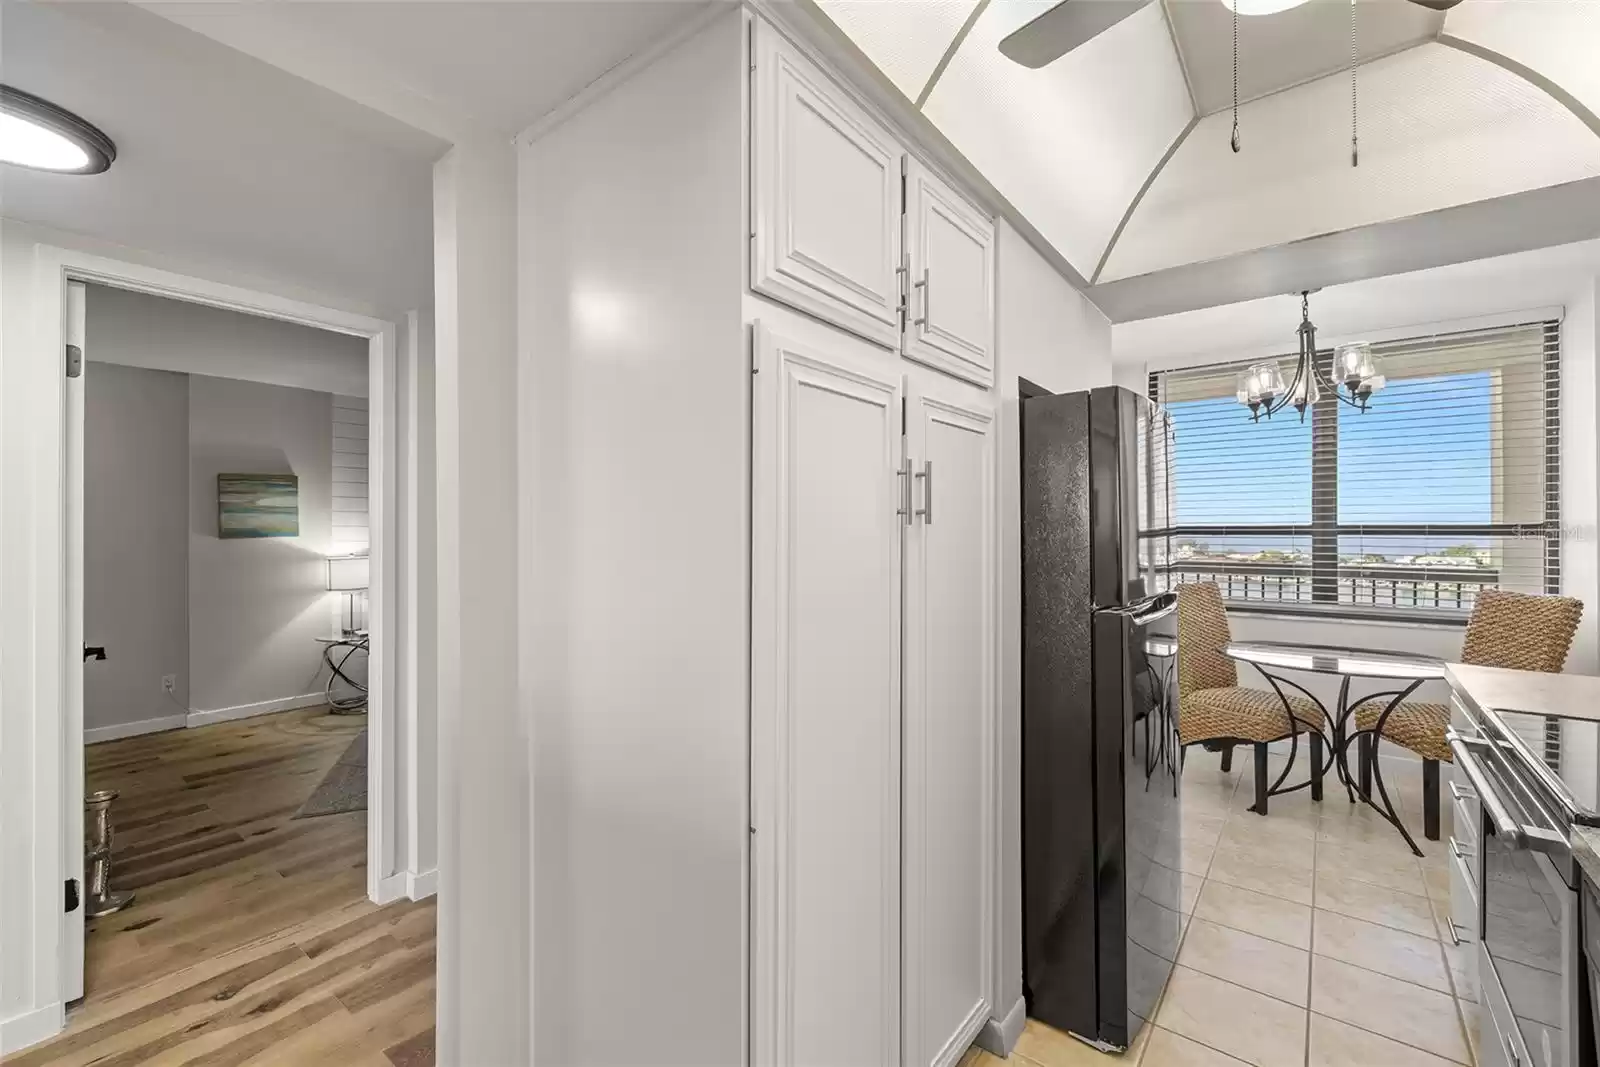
[84,364,191,733]
[188,375,333,714]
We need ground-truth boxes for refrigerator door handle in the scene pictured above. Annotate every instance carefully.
[1107,591,1177,626]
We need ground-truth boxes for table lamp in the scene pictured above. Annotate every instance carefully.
[327,554,369,635]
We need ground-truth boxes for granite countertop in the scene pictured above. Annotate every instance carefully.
[1445,662,1600,723]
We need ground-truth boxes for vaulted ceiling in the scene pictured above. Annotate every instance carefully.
[812,0,1600,315]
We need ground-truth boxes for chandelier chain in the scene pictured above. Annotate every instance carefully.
[1350,0,1359,167]
[1231,0,1240,153]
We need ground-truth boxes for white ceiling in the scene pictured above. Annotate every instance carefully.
[137,0,708,141]
[1166,0,1443,116]
[0,0,443,313]
[810,0,1600,319]
[1101,41,1600,281]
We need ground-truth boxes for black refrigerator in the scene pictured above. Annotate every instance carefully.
[1020,384,1181,1052]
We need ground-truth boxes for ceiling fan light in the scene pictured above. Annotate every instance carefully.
[0,85,115,174]
[1221,0,1315,15]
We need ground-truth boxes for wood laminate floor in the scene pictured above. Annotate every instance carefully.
[4,707,436,1067]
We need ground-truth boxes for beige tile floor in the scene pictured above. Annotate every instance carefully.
[963,751,1478,1067]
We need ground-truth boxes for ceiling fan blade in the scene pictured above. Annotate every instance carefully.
[1406,0,1465,10]
[998,0,1154,69]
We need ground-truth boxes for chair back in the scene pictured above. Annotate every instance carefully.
[1461,589,1584,674]
[1177,582,1236,698]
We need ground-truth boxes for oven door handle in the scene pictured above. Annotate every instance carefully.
[1448,730,1525,849]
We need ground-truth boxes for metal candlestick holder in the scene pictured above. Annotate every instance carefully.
[85,789,134,917]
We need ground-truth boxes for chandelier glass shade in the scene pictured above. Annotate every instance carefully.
[1235,291,1385,422]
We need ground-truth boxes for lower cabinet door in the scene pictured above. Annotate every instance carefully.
[750,321,905,1067]
[903,370,997,1067]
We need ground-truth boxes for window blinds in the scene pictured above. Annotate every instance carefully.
[1148,321,1560,621]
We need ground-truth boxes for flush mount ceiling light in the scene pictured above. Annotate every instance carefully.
[0,85,115,174]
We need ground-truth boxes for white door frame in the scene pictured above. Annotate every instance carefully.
[30,241,401,1027]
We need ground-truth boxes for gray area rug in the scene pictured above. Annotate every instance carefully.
[295,729,368,819]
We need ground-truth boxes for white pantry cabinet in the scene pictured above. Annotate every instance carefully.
[751,318,997,1067]
[904,160,997,386]
[902,375,997,1067]
[751,322,906,1067]
[750,20,997,388]
[751,21,905,350]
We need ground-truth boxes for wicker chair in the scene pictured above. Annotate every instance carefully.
[1353,588,1583,840]
[1178,582,1327,815]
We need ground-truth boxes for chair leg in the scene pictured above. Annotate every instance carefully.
[1220,744,1234,773]
[1424,759,1440,841]
[1358,734,1373,798]
[1310,732,1324,802]
[1253,743,1269,816]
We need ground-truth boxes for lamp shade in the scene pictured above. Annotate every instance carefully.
[327,555,370,591]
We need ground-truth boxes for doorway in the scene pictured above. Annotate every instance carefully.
[24,244,404,1045]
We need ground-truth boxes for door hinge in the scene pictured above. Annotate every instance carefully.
[65,878,80,913]
[66,343,83,379]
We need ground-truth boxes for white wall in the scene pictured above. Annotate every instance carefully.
[187,375,334,717]
[992,219,1115,1036]
[79,282,369,397]
[519,12,746,1064]
[434,135,525,1066]
[83,364,191,737]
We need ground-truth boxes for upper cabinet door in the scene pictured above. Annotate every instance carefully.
[752,21,904,350]
[904,160,996,387]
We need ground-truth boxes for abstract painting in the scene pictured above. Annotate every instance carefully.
[218,473,299,538]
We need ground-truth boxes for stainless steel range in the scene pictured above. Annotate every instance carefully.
[1449,693,1597,1067]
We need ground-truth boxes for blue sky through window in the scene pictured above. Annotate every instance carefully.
[1165,371,1493,557]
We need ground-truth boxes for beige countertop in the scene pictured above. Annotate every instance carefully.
[1445,662,1600,723]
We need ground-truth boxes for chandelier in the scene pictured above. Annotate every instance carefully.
[1235,291,1385,422]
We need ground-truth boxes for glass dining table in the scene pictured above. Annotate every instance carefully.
[1222,640,1449,856]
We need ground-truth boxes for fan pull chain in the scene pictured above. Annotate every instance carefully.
[1231,0,1240,153]
[1350,0,1359,167]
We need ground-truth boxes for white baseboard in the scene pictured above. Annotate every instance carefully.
[406,868,438,901]
[1,1002,64,1055]
[85,713,187,744]
[187,691,326,729]
[975,996,1026,1058]
[373,872,409,905]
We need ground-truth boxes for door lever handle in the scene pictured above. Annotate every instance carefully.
[83,645,106,662]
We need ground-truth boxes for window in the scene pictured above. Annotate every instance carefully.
[1147,321,1560,622]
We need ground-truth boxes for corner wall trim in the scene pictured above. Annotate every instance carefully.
[975,995,1027,1058]
[1,1002,65,1055]
[85,714,187,745]
[186,692,327,729]
[406,868,439,902]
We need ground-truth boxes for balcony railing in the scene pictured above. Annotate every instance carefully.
[1157,560,1501,613]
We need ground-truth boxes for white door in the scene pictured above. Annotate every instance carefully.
[751,20,905,350]
[903,371,996,1067]
[64,279,87,1002]
[751,321,904,1067]
[903,161,995,388]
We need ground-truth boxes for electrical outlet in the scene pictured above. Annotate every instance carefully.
[161,674,177,694]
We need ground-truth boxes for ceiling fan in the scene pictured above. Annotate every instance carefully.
[998,0,1464,69]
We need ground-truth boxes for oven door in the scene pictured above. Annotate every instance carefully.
[1457,731,1580,1067]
